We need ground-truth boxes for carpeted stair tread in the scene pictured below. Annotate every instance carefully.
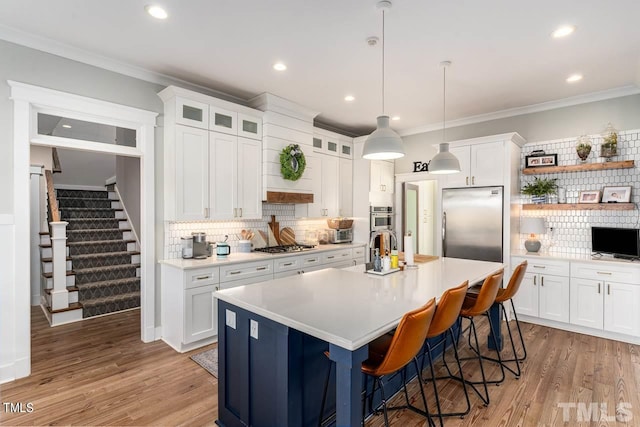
[40,239,136,249]
[77,278,140,300]
[82,292,140,306]
[67,228,132,233]
[57,197,119,201]
[55,189,109,199]
[76,277,140,290]
[81,292,140,317]
[74,263,141,274]
[71,251,141,260]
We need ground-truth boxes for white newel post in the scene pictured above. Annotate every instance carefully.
[50,221,69,310]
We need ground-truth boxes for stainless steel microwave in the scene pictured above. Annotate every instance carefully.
[370,206,394,231]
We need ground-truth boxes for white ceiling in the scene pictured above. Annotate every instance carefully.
[1,0,639,136]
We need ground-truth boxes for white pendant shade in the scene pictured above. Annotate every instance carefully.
[362,115,405,160]
[429,143,461,174]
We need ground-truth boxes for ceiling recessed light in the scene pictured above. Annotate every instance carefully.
[273,62,287,71]
[145,5,168,20]
[62,124,72,129]
[391,116,400,121]
[566,73,583,83]
[552,25,576,38]
[344,95,355,102]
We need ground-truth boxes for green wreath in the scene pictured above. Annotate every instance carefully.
[280,144,306,181]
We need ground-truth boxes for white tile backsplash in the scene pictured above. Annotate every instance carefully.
[519,129,640,255]
[164,203,327,259]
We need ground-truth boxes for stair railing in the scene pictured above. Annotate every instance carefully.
[45,169,69,311]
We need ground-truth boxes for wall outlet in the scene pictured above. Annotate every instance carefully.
[225,309,236,329]
[250,319,259,340]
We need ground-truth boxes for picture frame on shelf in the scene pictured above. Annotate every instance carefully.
[525,153,558,168]
[578,190,601,204]
[602,186,631,203]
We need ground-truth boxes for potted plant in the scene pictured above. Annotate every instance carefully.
[522,177,558,204]
[600,122,618,161]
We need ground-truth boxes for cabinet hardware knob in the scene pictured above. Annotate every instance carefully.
[301,270,305,274]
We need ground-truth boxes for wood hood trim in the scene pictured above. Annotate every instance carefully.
[265,191,314,204]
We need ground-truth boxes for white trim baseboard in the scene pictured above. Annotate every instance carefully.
[105,175,116,185]
[53,184,107,192]
[113,184,140,247]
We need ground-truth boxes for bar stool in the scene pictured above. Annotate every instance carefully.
[420,281,471,427]
[457,270,505,406]
[466,261,528,377]
[319,298,438,427]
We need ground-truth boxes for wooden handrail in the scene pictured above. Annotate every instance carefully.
[52,147,62,174]
[45,170,60,222]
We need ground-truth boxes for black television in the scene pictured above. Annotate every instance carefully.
[591,227,640,259]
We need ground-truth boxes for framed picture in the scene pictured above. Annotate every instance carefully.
[578,190,601,203]
[602,186,631,203]
[525,154,557,168]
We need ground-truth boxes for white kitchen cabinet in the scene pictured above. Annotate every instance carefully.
[175,97,209,129]
[340,140,353,159]
[238,113,262,140]
[210,133,262,220]
[370,160,395,194]
[161,265,221,352]
[570,262,640,336]
[339,157,353,217]
[306,154,339,217]
[184,284,219,344]
[444,141,504,188]
[220,259,274,284]
[511,257,570,323]
[175,125,209,220]
[210,104,237,135]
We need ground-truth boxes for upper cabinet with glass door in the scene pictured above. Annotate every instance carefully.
[176,97,209,129]
[312,127,352,158]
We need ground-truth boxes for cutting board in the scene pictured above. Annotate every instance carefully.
[252,230,268,249]
[398,253,439,264]
[269,215,281,245]
[280,227,296,245]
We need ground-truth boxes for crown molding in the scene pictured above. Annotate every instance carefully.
[399,85,640,137]
[0,24,247,105]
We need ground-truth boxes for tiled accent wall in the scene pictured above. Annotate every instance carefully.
[519,129,640,255]
[164,204,327,259]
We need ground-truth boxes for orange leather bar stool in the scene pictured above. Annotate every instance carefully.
[467,261,529,378]
[421,281,471,427]
[319,298,438,427]
[458,270,505,406]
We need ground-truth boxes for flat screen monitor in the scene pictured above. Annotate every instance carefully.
[591,227,640,259]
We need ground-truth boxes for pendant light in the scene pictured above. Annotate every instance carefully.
[362,0,405,160]
[429,61,461,174]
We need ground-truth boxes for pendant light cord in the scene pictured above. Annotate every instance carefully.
[381,8,385,115]
[442,64,446,142]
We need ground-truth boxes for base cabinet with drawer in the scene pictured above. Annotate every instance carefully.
[570,262,640,336]
[512,257,570,323]
[161,265,221,353]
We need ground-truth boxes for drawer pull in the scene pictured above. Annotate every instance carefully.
[306,259,318,263]
[342,253,349,257]
[598,283,601,294]
[597,271,612,275]
[533,265,546,269]
[327,256,335,259]
[256,266,267,271]
[608,284,610,295]
[195,275,210,280]
[541,277,544,286]
[533,276,537,286]
[283,262,293,267]
[230,271,241,275]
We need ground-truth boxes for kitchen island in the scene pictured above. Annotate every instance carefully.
[214,257,504,427]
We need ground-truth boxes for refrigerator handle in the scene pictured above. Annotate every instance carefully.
[442,211,447,257]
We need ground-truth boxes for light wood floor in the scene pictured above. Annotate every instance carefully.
[1,308,639,426]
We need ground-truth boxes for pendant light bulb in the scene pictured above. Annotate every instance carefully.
[429,61,461,174]
[362,0,405,160]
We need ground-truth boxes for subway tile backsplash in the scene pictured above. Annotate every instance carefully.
[164,204,327,259]
[519,129,640,255]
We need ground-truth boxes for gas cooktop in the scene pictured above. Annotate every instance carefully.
[254,244,316,254]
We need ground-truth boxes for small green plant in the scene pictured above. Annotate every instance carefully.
[521,177,558,196]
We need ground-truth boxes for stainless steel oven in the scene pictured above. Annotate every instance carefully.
[370,206,394,231]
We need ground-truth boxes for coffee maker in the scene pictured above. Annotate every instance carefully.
[192,232,210,259]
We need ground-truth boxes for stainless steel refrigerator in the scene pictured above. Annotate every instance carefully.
[442,186,503,263]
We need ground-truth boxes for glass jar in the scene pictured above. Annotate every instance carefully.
[576,135,592,162]
[600,122,618,161]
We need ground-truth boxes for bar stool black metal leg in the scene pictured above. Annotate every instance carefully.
[424,343,444,427]
[511,299,528,361]
[448,328,471,417]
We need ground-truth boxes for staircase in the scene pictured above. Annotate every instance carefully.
[40,184,141,324]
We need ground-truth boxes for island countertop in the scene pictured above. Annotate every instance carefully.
[215,257,504,351]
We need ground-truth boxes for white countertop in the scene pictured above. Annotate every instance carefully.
[511,250,640,266]
[214,257,504,350]
[159,242,367,270]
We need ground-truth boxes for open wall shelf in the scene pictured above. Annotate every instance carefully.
[522,203,635,211]
[522,160,634,175]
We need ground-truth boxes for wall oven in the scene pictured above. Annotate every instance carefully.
[370,206,394,231]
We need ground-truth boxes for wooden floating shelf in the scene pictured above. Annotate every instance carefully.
[522,160,634,175]
[522,203,635,211]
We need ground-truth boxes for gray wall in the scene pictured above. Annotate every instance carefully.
[396,94,640,174]
[54,149,116,187]
[116,156,141,237]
